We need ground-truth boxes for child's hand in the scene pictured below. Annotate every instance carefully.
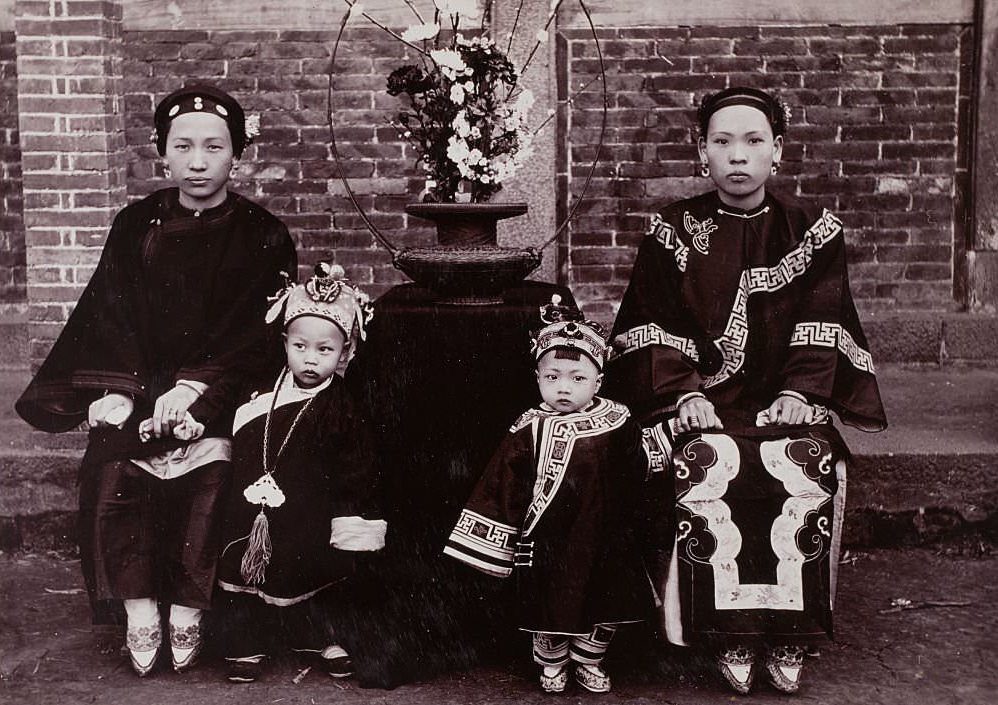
[172,412,205,441]
[138,413,204,442]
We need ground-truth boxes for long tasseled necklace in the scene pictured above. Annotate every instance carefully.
[240,366,317,585]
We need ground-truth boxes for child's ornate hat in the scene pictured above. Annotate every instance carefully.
[531,294,609,370]
[266,262,374,370]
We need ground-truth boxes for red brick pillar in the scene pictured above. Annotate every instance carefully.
[14,0,126,366]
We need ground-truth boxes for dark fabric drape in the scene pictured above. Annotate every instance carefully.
[342,282,575,687]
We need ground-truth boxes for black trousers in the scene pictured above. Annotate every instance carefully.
[217,589,341,659]
[90,459,230,609]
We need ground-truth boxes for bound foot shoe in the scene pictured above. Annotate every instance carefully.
[169,619,203,673]
[765,645,805,694]
[226,655,265,683]
[539,665,568,693]
[125,624,162,677]
[574,663,611,693]
[718,646,756,695]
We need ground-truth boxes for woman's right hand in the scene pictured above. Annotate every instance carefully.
[88,393,134,428]
[677,395,723,432]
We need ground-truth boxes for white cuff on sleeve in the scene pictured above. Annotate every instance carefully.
[778,389,809,404]
[676,391,706,407]
[330,516,387,551]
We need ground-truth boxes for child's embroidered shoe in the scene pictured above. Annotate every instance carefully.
[764,645,805,694]
[169,619,203,673]
[317,644,354,678]
[539,665,568,693]
[574,662,611,693]
[717,646,756,695]
[125,623,162,677]
[226,655,265,683]
[323,655,355,678]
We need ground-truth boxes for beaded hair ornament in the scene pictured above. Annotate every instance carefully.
[265,262,375,372]
[695,86,793,140]
[151,85,260,158]
[530,294,609,370]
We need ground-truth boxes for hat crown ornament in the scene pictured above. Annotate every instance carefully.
[532,294,609,369]
[264,263,375,372]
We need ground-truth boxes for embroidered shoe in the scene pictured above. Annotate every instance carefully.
[314,644,354,678]
[323,655,355,678]
[717,646,756,695]
[226,655,266,683]
[539,665,568,693]
[574,662,611,693]
[125,623,162,677]
[764,645,805,694]
[169,619,203,673]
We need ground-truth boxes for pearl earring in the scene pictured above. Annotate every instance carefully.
[771,162,781,175]
[163,165,171,179]
[699,162,710,178]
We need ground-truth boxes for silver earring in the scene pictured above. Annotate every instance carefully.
[163,165,171,179]
[771,162,781,175]
[229,164,239,179]
[699,162,710,178]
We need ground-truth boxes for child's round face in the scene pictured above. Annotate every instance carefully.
[698,104,783,209]
[536,350,602,413]
[164,111,235,211]
[284,316,346,388]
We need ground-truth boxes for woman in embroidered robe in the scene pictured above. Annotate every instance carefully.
[445,300,671,694]
[605,87,886,695]
[15,85,295,677]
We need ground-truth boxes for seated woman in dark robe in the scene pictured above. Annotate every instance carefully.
[16,84,296,678]
[604,87,887,696]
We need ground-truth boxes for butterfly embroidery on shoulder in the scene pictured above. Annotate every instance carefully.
[683,211,718,256]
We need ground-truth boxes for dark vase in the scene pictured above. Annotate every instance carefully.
[395,202,541,304]
[405,202,529,246]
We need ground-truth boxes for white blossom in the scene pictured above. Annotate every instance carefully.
[431,48,470,80]
[449,83,466,104]
[452,110,471,137]
[401,22,440,43]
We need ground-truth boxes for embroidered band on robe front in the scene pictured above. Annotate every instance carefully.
[616,208,874,386]
[521,400,630,536]
[662,426,846,646]
[444,399,633,576]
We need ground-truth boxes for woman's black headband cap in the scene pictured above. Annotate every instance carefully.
[697,86,789,139]
[154,84,247,158]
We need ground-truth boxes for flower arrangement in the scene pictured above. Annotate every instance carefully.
[347,0,563,204]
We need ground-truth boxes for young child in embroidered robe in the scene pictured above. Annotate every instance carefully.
[444,296,671,694]
[183,262,385,683]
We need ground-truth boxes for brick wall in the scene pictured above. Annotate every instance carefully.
[122,28,436,297]
[3,20,975,323]
[561,24,972,324]
[0,31,25,304]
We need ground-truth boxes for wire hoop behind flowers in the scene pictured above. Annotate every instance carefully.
[326,0,608,257]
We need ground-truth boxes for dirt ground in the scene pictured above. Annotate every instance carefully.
[1,546,995,705]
